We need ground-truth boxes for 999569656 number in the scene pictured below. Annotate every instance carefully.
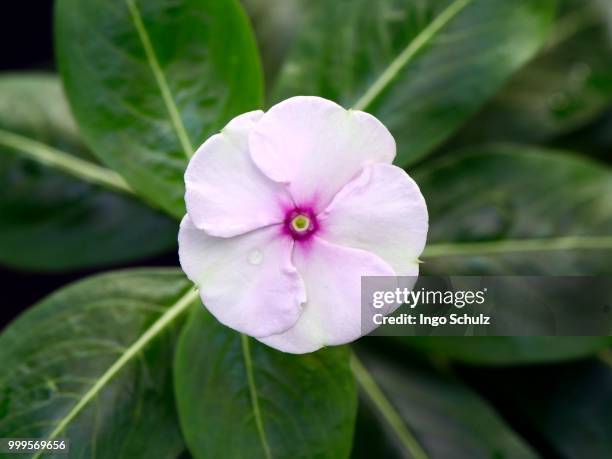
[0,438,69,454]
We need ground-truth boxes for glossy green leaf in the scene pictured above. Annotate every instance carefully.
[417,146,612,275]
[56,0,263,218]
[461,355,612,457]
[0,269,199,458]
[174,306,358,459]
[350,350,537,458]
[0,74,178,272]
[451,0,612,145]
[272,0,556,165]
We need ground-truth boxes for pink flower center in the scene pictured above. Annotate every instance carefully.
[284,208,317,240]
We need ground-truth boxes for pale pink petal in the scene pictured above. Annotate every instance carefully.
[178,216,305,338]
[185,110,293,237]
[319,163,428,275]
[249,96,395,212]
[258,237,395,353]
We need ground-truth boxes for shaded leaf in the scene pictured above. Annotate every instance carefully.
[0,74,178,272]
[351,350,538,458]
[460,355,612,458]
[417,146,612,275]
[451,0,612,145]
[552,107,612,163]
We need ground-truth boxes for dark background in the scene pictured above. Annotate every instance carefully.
[1,2,54,72]
[0,0,179,329]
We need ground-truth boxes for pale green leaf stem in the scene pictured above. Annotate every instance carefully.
[0,128,132,195]
[352,0,473,112]
[350,353,429,459]
[125,0,195,158]
[241,335,273,459]
[423,236,612,258]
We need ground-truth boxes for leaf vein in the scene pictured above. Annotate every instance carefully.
[241,334,272,459]
[125,0,195,158]
[0,128,132,195]
[352,0,473,111]
[31,287,199,459]
[423,236,612,258]
[351,353,429,459]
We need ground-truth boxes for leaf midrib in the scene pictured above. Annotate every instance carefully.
[350,353,429,459]
[32,287,200,459]
[0,128,132,195]
[423,236,612,258]
[352,0,473,111]
[241,334,273,459]
[125,0,194,158]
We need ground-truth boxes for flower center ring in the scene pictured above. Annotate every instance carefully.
[285,209,317,240]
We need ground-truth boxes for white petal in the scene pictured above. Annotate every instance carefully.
[319,164,428,275]
[249,96,395,212]
[178,216,305,338]
[258,237,395,353]
[185,110,293,237]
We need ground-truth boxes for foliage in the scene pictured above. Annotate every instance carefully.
[1,0,611,458]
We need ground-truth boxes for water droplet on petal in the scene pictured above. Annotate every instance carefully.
[248,250,263,266]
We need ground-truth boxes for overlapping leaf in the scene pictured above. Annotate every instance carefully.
[451,0,612,145]
[0,269,198,458]
[0,74,177,271]
[351,350,538,458]
[56,0,263,217]
[418,146,612,275]
[460,355,612,457]
[272,0,557,165]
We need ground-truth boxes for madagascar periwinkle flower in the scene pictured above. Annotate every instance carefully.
[179,96,428,353]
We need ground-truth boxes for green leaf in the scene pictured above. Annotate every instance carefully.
[0,268,199,458]
[174,306,358,459]
[55,0,264,218]
[451,0,612,145]
[271,0,556,165]
[417,145,612,275]
[350,350,538,458]
[461,355,612,457]
[397,337,610,365]
[0,74,178,272]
